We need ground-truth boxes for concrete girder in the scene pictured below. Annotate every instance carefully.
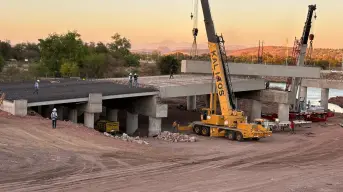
[181,60,321,78]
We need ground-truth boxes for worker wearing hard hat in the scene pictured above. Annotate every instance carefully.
[33,80,40,94]
[133,73,138,87]
[51,108,58,129]
[128,73,133,88]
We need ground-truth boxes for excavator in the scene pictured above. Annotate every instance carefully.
[190,0,272,141]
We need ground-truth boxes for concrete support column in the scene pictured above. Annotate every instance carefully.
[56,106,64,120]
[79,93,102,129]
[107,109,118,121]
[249,100,261,122]
[126,111,138,135]
[299,86,307,102]
[321,88,329,110]
[37,106,42,115]
[101,106,107,117]
[84,112,95,128]
[278,103,290,122]
[148,117,162,136]
[68,109,78,123]
[187,95,196,111]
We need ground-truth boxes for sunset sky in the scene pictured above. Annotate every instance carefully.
[1,0,342,49]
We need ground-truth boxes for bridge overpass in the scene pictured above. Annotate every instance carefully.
[0,60,322,135]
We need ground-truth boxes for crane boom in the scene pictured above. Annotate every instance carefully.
[291,4,317,112]
[190,0,271,141]
[200,0,236,116]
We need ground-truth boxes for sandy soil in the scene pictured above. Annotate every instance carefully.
[1,110,343,192]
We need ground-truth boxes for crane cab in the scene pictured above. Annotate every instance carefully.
[200,108,225,126]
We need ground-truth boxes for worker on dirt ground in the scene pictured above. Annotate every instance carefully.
[290,121,295,134]
[128,73,133,88]
[133,73,138,87]
[51,108,58,129]
[172,120,179,133]
[33,80,40,94]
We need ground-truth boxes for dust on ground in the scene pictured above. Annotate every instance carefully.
[1,110,343,192]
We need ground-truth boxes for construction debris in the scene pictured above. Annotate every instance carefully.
[103,132,149,145]
[156,131,197,142]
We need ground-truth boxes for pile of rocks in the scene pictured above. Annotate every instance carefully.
[156,131,197,142]
[104,132,149,145]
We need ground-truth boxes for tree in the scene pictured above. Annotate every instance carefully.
[38,31,87,73]
[157,55,180,75]
[29,62,50,77]
[0,55,5,72]
[81,53,107,78]
[124,54,140,67]
[107,33,131,56]
[0,40,12,60]
[60,62,79,77]
[95,42,109,54]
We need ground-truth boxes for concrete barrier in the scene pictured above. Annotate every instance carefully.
[0,100,27,116]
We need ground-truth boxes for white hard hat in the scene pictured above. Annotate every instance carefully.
[37,80,40,82]
[129,73,132,75]
[53,108,57,112]
[134,73,137,75]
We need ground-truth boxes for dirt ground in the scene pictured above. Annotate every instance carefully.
[1,109,343,192]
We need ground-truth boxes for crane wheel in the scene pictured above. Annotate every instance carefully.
[193,125,201,135]
[201,126,210,136]
[235,132,244,142]
[227,132,235,140]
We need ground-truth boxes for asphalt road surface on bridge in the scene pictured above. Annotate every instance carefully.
[0,79,156,103]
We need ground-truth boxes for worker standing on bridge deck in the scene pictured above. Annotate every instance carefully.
[133,73,138,87]
[128,73,133,88]
[51,108,58,129]
[33,80,40,94]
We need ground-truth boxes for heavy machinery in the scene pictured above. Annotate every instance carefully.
[262,4,333,122]
[190,0,272,141]
[95,120,120,134]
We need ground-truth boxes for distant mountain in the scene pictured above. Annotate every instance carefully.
[228,46,343,61]
[133,45,343,61]
[131,40,247,54]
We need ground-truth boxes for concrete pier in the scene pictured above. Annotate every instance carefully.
[126,111,138,135]
[57,106,64,120]
[187,96,196,111]
[148,117,162,136]
[299,86,307,103]
[321,88,329,110]
[68,109,78,123]
[278,103,290,121]
[107,109,118,122]
[84,112,95,128]
[250,100,262,122]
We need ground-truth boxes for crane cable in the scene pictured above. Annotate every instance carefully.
[307,11,317,65]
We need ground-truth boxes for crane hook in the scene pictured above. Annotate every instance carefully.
[190,13,193,20]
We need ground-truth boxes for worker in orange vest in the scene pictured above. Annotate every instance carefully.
[172,121,179,133]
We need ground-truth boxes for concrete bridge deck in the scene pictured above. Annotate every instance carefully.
[0,79,157,106]
[100,74,266,98]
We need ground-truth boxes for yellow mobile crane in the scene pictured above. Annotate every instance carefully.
[191,0,272,141]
